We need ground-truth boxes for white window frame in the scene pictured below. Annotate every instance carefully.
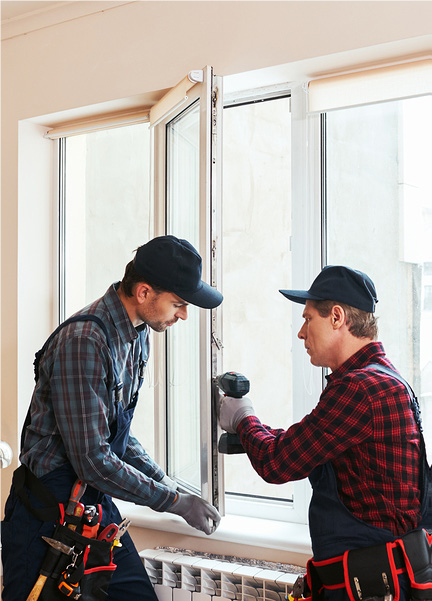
[151,73,324,525]
[150,67,225,511]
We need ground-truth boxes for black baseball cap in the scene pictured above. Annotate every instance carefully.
[279,265,378,313]
[133,235,223,309]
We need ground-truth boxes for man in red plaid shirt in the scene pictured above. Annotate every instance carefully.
[218,265,425,601]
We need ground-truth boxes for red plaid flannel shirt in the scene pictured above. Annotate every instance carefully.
[237,342,422,535]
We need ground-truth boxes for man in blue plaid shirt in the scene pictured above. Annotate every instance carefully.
[2,235,222,601]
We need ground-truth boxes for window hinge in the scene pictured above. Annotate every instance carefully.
[212,333,224,350]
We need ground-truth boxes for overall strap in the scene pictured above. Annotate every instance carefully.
[21,314,123,452]
[365,363,423,431]
[364,363,431,527]
[135,326,149,396]
[34,314,122,389]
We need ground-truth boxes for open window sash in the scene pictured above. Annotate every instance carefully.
[151,66,225,512]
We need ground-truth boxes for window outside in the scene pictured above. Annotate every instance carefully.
[222,97,294,507]
[165,102,201,491]
[325,95,432,455]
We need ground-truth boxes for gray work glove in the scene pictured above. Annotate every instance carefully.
[217,395,255,433]
[160,474,178,491]
[167,492,221,535]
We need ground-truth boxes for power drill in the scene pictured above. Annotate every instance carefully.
[216,371,249,454]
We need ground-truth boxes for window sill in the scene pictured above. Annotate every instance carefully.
[115,500,312,556]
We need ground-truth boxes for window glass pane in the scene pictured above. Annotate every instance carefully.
[326,96,432,455]
[64,123,155,458]
[222,97,294,504]
[64,124,152,315]
[166,102,201,491]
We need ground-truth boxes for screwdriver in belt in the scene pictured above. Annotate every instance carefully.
[65,479,87,531]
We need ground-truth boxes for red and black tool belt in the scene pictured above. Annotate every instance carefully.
[298,530,432,601]
[38,519,117,601]
[13,464,117,601]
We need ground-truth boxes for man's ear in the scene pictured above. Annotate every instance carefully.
[135,282,152,303]
[330,305,346,330]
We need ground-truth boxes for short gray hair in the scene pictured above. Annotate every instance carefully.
[310,299,378,340]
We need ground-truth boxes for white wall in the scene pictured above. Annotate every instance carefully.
[2,0,432,564]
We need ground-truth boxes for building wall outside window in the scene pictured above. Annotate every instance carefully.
[326,96,432,451]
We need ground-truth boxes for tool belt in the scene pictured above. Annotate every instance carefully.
[37,521,117,601]
[292,529,432,601]
[13,465,119,601]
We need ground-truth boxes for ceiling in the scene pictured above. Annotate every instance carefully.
[1,1,131,40]
[1,1,67,22]
[0,1,166,126]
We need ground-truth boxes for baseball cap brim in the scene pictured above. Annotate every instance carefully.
[176,281,223,309]
[279,289,323,304]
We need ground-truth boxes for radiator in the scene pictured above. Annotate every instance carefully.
[139,549,305,601]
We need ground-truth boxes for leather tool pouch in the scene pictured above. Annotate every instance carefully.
[39,523,117,601]
[343,542,398,601]
[398,529,432,601]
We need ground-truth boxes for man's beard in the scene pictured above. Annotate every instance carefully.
[146,319,176,332]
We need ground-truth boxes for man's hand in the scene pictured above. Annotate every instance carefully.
[167,493,221,535]
[217,395,255,433]
[160,474,177,491]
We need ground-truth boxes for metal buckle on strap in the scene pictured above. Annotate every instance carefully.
[114,382,124,404]
[382,572,393,601]
[351,575,393,601]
